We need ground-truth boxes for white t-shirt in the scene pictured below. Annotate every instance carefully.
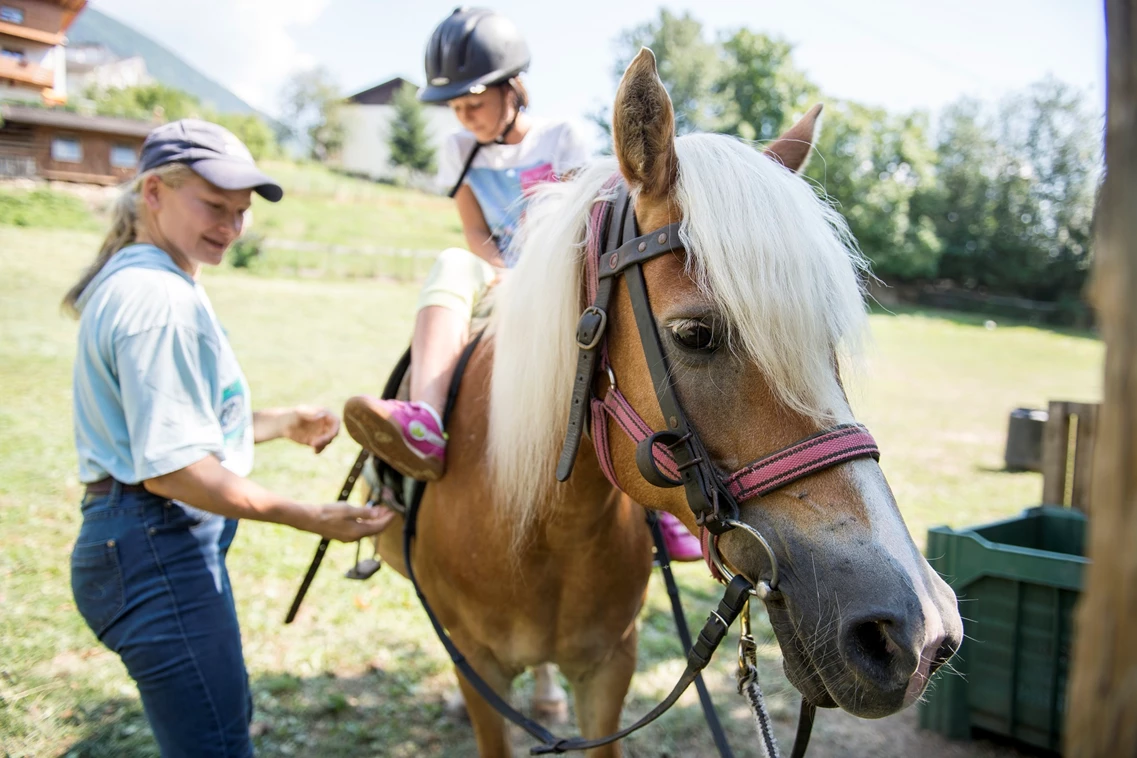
[437,117,592,266]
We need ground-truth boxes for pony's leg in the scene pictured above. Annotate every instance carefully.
[455,655,515,758]
[531,663,569,724]
[562,627,639,758]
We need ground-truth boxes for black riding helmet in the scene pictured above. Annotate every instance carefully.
[420,7,531,104]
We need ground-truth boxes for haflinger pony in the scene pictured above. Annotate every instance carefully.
[368,49,962,757]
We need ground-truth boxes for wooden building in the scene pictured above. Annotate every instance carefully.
[0,0,86,105]
[0,102,151,184]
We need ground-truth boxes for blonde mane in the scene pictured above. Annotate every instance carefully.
[488,133,869,530]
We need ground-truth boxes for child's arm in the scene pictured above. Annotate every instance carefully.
[454,184,507,268]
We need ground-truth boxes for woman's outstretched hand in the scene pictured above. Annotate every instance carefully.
[285,406,341,453]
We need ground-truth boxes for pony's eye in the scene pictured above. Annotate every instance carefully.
[671,319,720,352]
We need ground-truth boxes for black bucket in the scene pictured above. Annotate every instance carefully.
[1004,407,1048,472]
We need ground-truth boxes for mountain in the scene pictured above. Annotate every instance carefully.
[67,8,261,117]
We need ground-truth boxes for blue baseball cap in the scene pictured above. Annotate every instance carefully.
[138,119,283,202]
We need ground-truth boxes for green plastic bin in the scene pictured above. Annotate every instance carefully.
[919,506,1089,753]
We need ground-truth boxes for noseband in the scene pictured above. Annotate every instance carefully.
[557,176,881,584]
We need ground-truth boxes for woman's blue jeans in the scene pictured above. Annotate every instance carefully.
[70,481,254,757]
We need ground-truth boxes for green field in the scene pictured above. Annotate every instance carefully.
[0,185,1102,757]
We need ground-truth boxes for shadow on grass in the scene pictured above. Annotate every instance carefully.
[55,698,157,758]
[53,666,763,758]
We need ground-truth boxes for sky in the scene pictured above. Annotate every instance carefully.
[87,0,1106,131]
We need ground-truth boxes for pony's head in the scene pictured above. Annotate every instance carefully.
[489,48,961,719]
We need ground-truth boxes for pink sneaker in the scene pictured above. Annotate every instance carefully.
[344,396,447,481]
[658,511,702,562]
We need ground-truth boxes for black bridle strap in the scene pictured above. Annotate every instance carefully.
[621,259,739,534]
[556,181,629,481]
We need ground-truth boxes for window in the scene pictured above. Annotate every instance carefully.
[0,48,25,62]
[0,6,24,24]
[51,137,82,163]
[110,144,137,169]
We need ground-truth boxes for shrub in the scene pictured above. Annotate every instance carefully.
[229,232,264,269]
[0,187,98,229]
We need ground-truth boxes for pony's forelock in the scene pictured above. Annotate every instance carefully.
[488,135,868,534]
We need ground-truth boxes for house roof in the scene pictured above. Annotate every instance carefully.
[0,104,154,138]
[346,77,445,106]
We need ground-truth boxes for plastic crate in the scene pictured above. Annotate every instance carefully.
[919,506,1088,753]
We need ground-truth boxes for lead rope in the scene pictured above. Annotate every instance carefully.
[737,598,781,758]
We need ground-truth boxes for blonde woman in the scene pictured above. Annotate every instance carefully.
[65,119,391,757]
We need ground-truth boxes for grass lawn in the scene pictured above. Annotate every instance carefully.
[0,224,1102,758]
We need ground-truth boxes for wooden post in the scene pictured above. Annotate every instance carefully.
[1071,404,1098,512]
[1041,400,1072,505]
[1065,1,1137,754]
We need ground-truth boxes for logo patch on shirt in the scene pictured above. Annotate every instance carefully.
[219,380,247,443]
[520,162,556,194]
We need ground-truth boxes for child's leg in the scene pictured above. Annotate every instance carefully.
[346,248,496,481]
[411,305,469,414]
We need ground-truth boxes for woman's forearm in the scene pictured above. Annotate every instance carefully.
[144,455,313,530]
[252,407,296,443]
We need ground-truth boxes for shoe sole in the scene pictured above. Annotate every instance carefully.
[344,397,444,482]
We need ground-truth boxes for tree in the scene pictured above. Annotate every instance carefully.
[805,101,943,280]
[388,81,436,174]
[713,29,817,142]
[210,113,279,160]
[84,84,279,160]
[87,82,202,122]
[932,82,1100,300]
[924,99,999,288]
[279,67,344,161]
[613,10,719,134]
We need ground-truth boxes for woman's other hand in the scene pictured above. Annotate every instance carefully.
[308,503,396,542]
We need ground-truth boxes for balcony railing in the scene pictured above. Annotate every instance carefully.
[0,55,53,88]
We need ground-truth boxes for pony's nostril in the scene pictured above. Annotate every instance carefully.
[929,637,959,675]
[843,614,918,688]
[851,620,898,669]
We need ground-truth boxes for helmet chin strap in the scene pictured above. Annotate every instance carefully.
[480,83,521,146]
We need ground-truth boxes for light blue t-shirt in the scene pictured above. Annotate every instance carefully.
[72,244,254,485]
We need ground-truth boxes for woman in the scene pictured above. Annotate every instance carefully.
[66,119,392,757]
[343,8,702,560]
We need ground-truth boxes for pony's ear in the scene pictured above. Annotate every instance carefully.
[765,104,823,174]
[613,48,678,199]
